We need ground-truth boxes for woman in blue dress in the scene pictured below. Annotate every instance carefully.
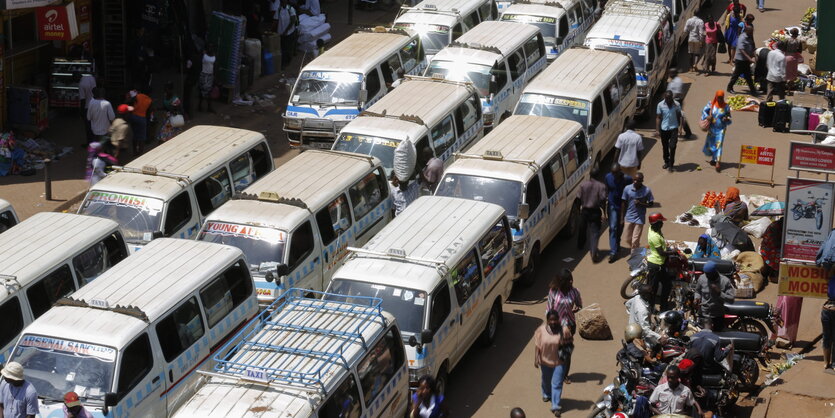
[702,90,733,172]
[724,7,743,63]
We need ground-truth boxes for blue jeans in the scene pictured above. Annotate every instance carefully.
[608,206,623,256]
[540,364,565,412]
[757,0,764,8]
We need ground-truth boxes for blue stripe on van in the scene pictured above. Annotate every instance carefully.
[286,105,320,117]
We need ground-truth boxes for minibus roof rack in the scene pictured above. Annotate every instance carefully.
[402,74,476,91]
[355,26,412,37]
[111,165,192,186]
[454,151,541,172]
[55,296,151,323]
[358,109,427,127]
[347,246,450,275]
[397,4,462,18]
[324,150,383,167]
[448,41,502,55]
[604,0,668,19]
[208,289,386,392]
[1,274,20,294]
[515,0,565,7]
[234,192,309,209]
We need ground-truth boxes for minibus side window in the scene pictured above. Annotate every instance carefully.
[164,192,193,237]
[230,154,254,191]
[316,194,352,245]
[463,12,479,28]
[381,60,395,86]
[582,0,595,17]
[562,139,580,177]
[508,50,526,81]
[567,5,579,27]
[357,328,405,407]
[365,69,382,99]
[249,143,272,180]
[156,297,205,362]
[105,232,128,266]
[591,97,603,130]
[399,39,421,72]
[525,177,542,210]
[415,136,432,176]
[194,167,232,216]
[451,249,482,305]
[0,297,24,350]
[73,235,125,286]
[524,35,543,64]
[117,333,153,399]
[618,63,636,92]
[349,172,385,220]
[574,131,589,162]
[646,43,656,71]
[430,115,456,156]
[479,2,492,21]
[543,154,565,195]
[558,16,568,42]
[384,55,402,85]
[27,265,74,319]
[200,261,253,328]
[603,83,615,112]
[454,95,480,134]
[429,283,452,332]
[479,221,510,277]
[452,23,464,40]
[320,374,361,417]
[287,222,315,270]
[0,210,15,232]
[490,61,508,94]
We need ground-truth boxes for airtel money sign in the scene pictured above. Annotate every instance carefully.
[37,3,79,41]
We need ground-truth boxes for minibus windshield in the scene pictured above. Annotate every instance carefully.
[327,280,425,335]
[14,335,116,403]
[198,221,286,269]
[425,60,491,96]
[292,71,363,106]
[515,94,590,128]
[587,40,647,72]
[436,174,522,217]
[501,14,557,41]
[80,191,163,242]
[333,133,399,169]
[395,23,450,54]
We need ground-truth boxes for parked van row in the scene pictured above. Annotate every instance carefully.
[79,125,273,252]
[500,0,595,61]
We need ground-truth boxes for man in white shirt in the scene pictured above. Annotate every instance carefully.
[86,88,115,142]
[649,367,700,416]
[667,70,693,138]
[276,0,298,70]
[614,120,644,178]
[683,14,705,72]
[299,0,321,16]
[78,74,97,144]
[625,284,664,344]
[766,41,787,101]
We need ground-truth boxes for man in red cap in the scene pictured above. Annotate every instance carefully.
[63,391,93,418]
[109,104,134,162]
[647,212,675,311]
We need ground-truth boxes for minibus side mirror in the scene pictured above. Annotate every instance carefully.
[518,203,530,220]
[102,392,117,416]
[358,89,368,105]
[275,264,290,277]
[587,125,596,135]
[152,231,164,239]
[645,62,653,71]
[408,335,418,347]
[421,329,434,344]
[489,75,497,95]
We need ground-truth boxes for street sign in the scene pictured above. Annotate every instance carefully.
[782,178,835,262]
[778,263,829,298]
[789,141,835,174]
[736,144,776,186]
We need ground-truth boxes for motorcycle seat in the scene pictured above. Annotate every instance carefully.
[701,373,725,387]
[689,258,736,275]
[715,330,764,352]
[724,300,770,318]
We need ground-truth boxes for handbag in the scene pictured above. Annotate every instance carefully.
[699,117,711,132]
[718,42,727,54]
[169,114,185,128]
[210,85,221,100]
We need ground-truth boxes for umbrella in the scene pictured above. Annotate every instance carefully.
[751,201,785,216]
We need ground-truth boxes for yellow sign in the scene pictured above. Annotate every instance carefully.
[740,146,759,164]
[778,263,829,299]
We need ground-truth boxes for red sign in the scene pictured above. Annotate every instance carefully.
[789,141,835,173]
[36,3,79,41]
[740,145,776,166]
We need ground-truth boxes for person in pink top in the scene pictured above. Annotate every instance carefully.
[703,14,721,74]
[546,269,583,384]
[535,311,569,416]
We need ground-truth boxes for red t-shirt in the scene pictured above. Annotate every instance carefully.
[726,3,747,16]
[132,94,152,117]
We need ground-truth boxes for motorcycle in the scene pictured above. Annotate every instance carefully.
[715,329,770,391]
[620,247,694,310]
[791,192,828,230]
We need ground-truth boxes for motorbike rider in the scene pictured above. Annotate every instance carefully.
[685,317,734,413]
[646,212,676,311]
[626,284,666,345]
[623,323,658,366]
[693,260,736,331]
[649,366,701,415]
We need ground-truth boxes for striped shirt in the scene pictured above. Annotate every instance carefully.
[547,288,583,327]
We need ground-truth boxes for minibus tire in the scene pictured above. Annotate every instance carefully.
[480,301,501,346]
[436,366,449,396]
[518,246,540,287]
[558,201,580,238]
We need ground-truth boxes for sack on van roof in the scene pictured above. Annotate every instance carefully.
[393,137,417,182]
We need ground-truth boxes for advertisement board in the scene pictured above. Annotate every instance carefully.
[778,263,829,298]
[783,178,835,262]
[789,142,835,174]
[36,3,79,41]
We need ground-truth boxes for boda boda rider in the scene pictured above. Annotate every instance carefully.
[647,213,677,311]
[693,261,736,331]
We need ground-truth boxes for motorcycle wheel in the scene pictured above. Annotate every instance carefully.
[817,210,823,230]
[736,356,761,391]
[792,209,802,220]
[730,317,769,339]
[620,273,646,299]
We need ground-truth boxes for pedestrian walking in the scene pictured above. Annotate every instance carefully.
[744,13,755,30]
[535,310,568,417]
[63,391,94,418]
[785,28,804,83]
[703,15,721,74]
[604,164,632,263]
[621,172,653,249]
[766,41,787,102]
[128,87,152,155]
[108,104,133,163]
[419,149,443,194]
[656,91,682,172]
[724,8,743,63]
[727,26,758,95]
[198,46,216,113]
[823,274,835,373]
[90,142,118,186]
[646,212,674,311]
[667,70,693,139]
[409,375,449,418]
[276,0,298,71]
[86,88,115,143]
[389,172,407,216]
[683,14,705,72]
[726,0,748,16]
[757,0,765,12]
[157,82,184,143]
[546,269,582,383]
[0,362,39,418]
[576,166,607,261]
[614,119,643,178]
[183,46,201,119]
[78,74,96,145]
[701,90,732,172]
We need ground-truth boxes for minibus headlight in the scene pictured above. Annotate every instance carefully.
[285,118,302,130]
[513,239,526,256]
[409,366,431,384]
[637,85,648,96]
[483,112,495,126]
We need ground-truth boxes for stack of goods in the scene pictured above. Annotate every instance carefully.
[800,7,816,33]
[727,94,759,112]
[0,134,65,176]
[208,12,246,89]
[297,14,331,56]
[244,38,262,78]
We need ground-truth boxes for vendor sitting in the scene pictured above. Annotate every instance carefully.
[693,234,721,259]
[717,186,749,225]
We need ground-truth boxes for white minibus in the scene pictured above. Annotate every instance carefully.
[326,196,514,393]
[0,198,18,233]
[646,0,703,47]
[197,150,392,304]
[332,76,483,204]
[173,289,409,418]
[284,27,427,148]
[584,0,673,115]
[0,212,127,364]
[436,115,590,286]
[425,20,546,130]
[514,47,637,164]
[9,238,259,418]
[79,126,273,252]
[500,0,595,61]
[393,0,499,58]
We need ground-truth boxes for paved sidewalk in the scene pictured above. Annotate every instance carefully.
[752,342,835,418]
